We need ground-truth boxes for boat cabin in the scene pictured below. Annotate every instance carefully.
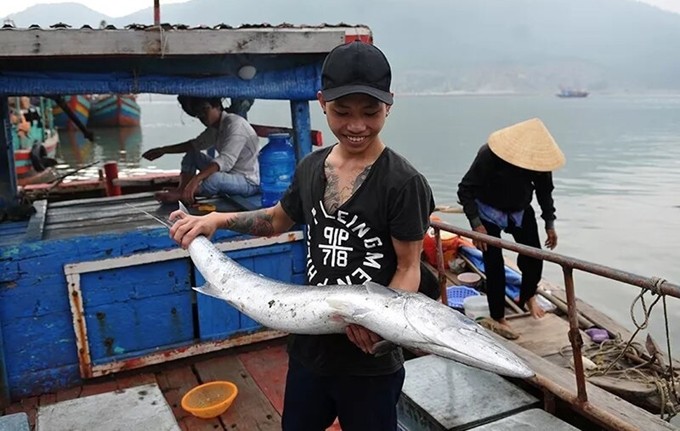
[0,22,370,405]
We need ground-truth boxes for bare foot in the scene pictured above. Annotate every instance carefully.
[497,318,514,333]
[526,296,546,319]
[155,189,182,203]
[479,317,519,340]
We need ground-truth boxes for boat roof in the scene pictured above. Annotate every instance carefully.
[0,23,372,100]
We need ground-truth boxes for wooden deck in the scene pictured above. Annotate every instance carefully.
[434,261,678,431]
[0,339,346,431]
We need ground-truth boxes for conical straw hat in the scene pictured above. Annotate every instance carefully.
[487,118,565,172]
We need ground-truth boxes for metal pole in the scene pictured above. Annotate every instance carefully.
[431,220,680,298]
[154,0,161,27]
[0,98,18,210]
[434,228,448,305]
[563,267,588,402]
[290,100,312,162]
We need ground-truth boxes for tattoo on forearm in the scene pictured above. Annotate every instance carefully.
[226,210,275,236]
[324,162,372,214]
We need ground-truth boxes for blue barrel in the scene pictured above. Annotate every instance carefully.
[259,133,296,207]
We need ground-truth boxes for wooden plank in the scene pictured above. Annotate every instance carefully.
[49,192,156,208]
[238,343,288,415]
[0,28,347,57]
[46,200,162,222]
[238,343,345,431]
[46,214,159,230]
[64,231,303,274]
[24,199,47,241]
[55,386,81,403]
[38,392,57,407]
[45,220,160,240]
[194,355,281,431]
[548,288,634,339]
[19,396,37,431]
[116,372,157,390]
[492,333,677,430]
[511,313,592,357]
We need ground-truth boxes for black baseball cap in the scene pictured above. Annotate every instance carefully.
[321,40,393,105]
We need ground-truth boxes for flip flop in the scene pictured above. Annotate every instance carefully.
[478,317,519,340]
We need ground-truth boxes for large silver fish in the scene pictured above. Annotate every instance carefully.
[175,203,534,378]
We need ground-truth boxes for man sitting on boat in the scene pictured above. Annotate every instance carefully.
[457,118,565,339]
[142,96,260,203]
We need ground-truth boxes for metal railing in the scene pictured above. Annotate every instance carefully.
[430,219,680,430]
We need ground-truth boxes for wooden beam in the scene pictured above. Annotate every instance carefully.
[0,28,348,57]
[0,302,9,409]
[0,99,17,210]
[24,199,47,241]
[64,230,304,274]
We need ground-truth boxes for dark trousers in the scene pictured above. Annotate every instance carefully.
[481,205,543,320]
[282,358,405,431]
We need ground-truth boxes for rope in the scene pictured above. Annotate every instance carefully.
[560,339,678,420]
[159,25,168,59]
[559,277,679,420]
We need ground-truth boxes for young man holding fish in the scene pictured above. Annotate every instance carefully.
[170,41,435,430]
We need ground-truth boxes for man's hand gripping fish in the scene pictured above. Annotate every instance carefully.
[172,203,534,379]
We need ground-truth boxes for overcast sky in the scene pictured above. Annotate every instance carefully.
[1,0,679,18]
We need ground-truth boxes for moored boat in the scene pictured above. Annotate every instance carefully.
[0,17,678,431]
[557,88,589,98]
[88,94,141,127]
[51,95,91,130]
[9,97,60,185]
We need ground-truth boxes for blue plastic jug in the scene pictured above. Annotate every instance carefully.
[259,133,296,207]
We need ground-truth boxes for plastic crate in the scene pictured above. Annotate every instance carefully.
[446,286,480,309]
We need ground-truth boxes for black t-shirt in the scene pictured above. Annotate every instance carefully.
[280,145,435,376]
[457,144,556,226]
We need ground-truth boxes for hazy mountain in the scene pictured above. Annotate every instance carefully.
[4,2,107,28]
[4,0,680,93]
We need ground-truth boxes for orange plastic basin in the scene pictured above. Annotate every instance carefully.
[181,381,238,419]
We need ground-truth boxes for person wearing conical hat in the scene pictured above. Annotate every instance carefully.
[457,118,565,338]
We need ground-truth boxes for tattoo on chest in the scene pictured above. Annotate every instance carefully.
[324,162,372,214]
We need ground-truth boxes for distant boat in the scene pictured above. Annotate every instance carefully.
[89,94,141,127]
[556,88,589,98]
[10,96,60,184]
[51,95,91,130]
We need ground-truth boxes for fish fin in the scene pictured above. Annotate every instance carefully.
[325,296,353,315]
[326,296,372,318]
[365,281,401,297]
[178,201,190,214]
[372,340,398,357]
[193,282,222,299]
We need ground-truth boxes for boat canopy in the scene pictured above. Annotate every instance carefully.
[0,24,372,99]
